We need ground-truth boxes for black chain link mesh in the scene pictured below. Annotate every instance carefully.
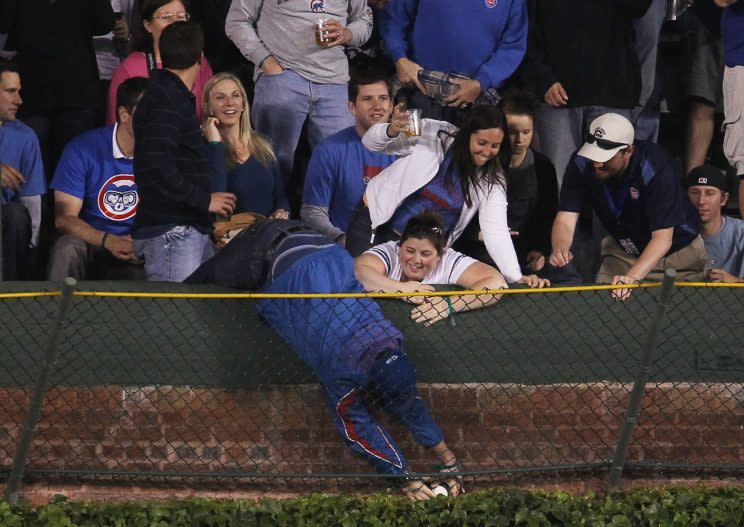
[1,283,743,488]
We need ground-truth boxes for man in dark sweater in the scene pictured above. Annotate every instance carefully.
[132,21,235,281]
[523,0,652,185]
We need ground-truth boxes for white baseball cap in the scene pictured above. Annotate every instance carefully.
[577,113,635,163]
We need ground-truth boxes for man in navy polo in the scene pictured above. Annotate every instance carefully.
[549,113,707,299]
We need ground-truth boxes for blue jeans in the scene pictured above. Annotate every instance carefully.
[134,225,214,282]
[535,105,633,187]
[632,0,667,142]
[251,70,354,187]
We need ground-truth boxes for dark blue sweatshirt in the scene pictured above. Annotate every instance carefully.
[379,0,527,90]
[721,1,744,67]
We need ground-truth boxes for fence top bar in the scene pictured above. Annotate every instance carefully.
[676,281,744,288]
[0,292,62,299]
[68,283,661,299]
[3,281,742,300]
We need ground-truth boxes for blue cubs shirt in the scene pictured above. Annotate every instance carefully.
[560,140,700,255]
[303,126,396,232]
[51,126,137,236]
[0,119,46,204]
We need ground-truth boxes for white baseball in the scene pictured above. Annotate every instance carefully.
[431,484,448,497]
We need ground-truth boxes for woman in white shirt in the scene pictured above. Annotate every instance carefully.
[355,212,547,327]
[348,104,547,288]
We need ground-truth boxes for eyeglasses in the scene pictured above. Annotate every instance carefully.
[584,133,629,150]
[150,11,190,22]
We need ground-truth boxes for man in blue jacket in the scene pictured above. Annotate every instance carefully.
[185,219,463,500]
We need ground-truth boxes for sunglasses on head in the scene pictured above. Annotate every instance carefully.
[584,133,629,151]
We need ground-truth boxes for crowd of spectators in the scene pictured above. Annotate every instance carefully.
[1,0,744,287]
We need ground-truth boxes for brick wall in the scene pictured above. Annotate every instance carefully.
[1,383,743,483]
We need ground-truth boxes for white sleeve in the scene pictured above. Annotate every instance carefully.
[478,183,522,283]
[430,249,477,285]
[361,123,413,155]
[364,241,397,276]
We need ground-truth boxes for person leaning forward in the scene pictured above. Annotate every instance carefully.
[549,113,707,300]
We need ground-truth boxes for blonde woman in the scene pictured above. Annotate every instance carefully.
[202,73,289,218]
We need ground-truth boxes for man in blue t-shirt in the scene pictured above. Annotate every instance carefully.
[550,113,707,299]
[0,62,46,280]
[686,164,744,282]
[48,77,149,280]
[301,72,396,245]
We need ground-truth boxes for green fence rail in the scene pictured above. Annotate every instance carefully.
[1,278,743,500]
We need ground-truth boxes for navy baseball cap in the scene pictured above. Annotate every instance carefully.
[686,165,728,192]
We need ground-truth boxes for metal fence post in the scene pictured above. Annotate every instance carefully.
[4,277,77,503]
[606,269,676,494]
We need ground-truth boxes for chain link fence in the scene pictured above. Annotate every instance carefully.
[1,278,743,498]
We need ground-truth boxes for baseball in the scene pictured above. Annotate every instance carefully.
[431,484,448,497]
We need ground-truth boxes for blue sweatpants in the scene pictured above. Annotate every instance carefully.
[323,351,444,475]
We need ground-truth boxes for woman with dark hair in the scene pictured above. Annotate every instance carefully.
[105,0,213,124]
[347,104,548,288]
[355,212,509,325]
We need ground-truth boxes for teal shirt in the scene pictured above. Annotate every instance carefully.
[207,142,289,215]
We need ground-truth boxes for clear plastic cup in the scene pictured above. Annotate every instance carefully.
[405,109,423,137]
[314,18,332,47]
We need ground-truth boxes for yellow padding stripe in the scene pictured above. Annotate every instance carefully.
[0,281,740,300]
[0,292,62,299]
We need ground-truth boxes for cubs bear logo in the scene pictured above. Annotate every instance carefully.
[362,165,384,185]
[98,174,138,221]
[594,127,606,139]
[310,0,325,12]
[629,187,640,200]
[485,0,497,7]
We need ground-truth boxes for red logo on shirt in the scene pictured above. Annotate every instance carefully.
[485,0,497,7]
[98,174,138,221]
[362,165,384,185]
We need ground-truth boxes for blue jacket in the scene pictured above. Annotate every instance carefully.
[721,1,744,67]
[257,245,403,386]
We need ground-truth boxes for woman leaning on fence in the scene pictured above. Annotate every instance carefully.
[355,212,509,325]
[345,103,549,289]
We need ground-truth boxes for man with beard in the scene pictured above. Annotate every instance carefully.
[549,113,707,299]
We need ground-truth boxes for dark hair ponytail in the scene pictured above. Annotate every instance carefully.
[399,212,447,255]
[438,105,510,207]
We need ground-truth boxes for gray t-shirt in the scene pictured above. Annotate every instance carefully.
[702,215,744,278]
[225,0,372,84]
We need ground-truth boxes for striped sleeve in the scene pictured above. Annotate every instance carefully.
[365,242,395,275]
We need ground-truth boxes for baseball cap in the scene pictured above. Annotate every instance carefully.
[577,113,635,163]
[686,165,728,192]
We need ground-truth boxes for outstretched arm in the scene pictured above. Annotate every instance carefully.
[410,261,506,326]
[354,253,434,297]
